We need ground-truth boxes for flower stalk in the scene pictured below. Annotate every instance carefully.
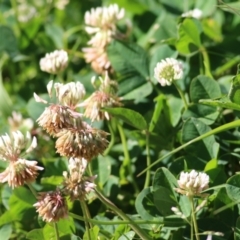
[95,189,151,240]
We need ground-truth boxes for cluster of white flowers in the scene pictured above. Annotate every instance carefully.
[181,9,203,19]
[154,58,183,86]
[83,4,125,74]
[175,170,209,197]
[40,50,68,74]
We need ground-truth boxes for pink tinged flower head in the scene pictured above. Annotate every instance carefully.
[154,58,183,86]
[80,73,122,121]
[82,46,111,74]
[33,190,68,222]
[0,131,37,162]
[175,170,210,197]
[0,159,43,188]
[40,50,68,74]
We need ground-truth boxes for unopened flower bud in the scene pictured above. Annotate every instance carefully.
[181,9,203,19]
[171,206,186,219]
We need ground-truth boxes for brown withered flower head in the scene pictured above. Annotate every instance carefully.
[55,120,109,161]
[36,104,77,136]
[80,72,122,121]
[34,80,85,136]
[0,131,43,188]
[62,158,96,201]
[33,189,68,222]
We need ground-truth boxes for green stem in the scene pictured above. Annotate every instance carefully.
[117,123,139,193]
[82,201,93,228]
[173,81,188,110]
[27,183,37,198]
[104,120,115,155]
[144,130,151,188]
[191,213,194,240]
[213,199,240,215]
[95,189,150,240]
[80,201,91,239]
[189,197,200,240]
[68,36,82,62]
[54,222,60,240]
[214,55,240,77]
[200,47,213,78]
[69,213,186,226]
[138,119,240,177]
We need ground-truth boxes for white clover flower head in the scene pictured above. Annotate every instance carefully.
[175,170,209,197]
[54,82,86,108]
[181,8,203,19]
[84,4,125,31]
[8,111,34,132]
[0,131,37,162]
[40,50,68,74]
[55,0,69,10]
[154,58,183,86]
[17,3,37,23]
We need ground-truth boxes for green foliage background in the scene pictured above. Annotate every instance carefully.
[1,0,240,239]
